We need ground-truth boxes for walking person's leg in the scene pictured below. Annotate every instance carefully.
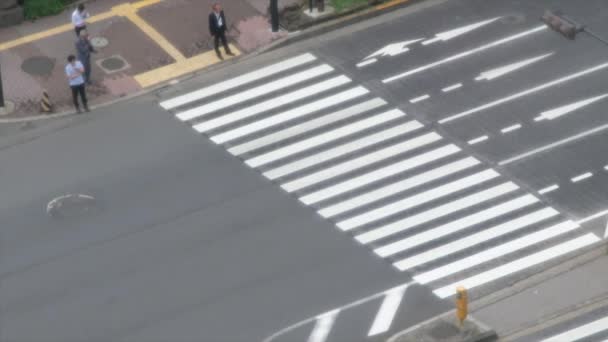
[78,84,89,111]
[83,58,92,84]
[214,34,223,59]
[220,30,233,55]
[71,85,81,112]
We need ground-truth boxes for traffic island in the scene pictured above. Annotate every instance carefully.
[388,313,498,342]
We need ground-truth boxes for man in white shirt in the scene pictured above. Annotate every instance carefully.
[65,55,89,113]
[71,4,89,37]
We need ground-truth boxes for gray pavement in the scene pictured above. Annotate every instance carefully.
[3,0,608,342]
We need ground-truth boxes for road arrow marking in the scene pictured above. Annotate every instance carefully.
[534,93,608,121]
[422,17,502,45]
[475,52,554,81]
[357,39,423,67]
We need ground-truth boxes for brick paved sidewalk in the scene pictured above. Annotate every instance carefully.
[0,0,289,119]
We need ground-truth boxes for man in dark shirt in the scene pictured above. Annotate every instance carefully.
[75,30,96,84]
[208,2,234,60]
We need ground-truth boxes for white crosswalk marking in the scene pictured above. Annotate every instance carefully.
[224,98,384,154]
[356,182,519,243]
[194,76,352,133]
[308,310,340,342]
[303,144,460,206]
[541,315,608,342]
[247,109,407,168]
[160,53,316,110]
[375,194,541,258]
[177,64,333,121]
[432,233,599,298]
[160,53,599,303]
[337,169,499,231]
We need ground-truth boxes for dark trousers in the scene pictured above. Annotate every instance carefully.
[81,57,91,83]
[75,25,86,37]
[213,29,231,54]
[71,84,88,110]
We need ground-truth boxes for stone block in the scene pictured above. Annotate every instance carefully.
[0,6,23,27]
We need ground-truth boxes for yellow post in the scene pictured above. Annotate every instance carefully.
[456,286,468,327]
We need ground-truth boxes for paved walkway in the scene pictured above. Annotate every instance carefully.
[0,0,287,118]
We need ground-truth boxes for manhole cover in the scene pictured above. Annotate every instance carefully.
[47,194,99,219]
[97,55,130,74]
[90,36,109,48]
[21,56,55,76]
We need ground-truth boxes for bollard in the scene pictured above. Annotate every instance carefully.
[40,90,53,113]
[456,286,468,327]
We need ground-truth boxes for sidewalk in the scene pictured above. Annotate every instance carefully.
[0,0,289,119]
[473,250,608,340]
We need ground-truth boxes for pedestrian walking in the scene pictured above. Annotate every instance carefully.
[208,2,234,60]
[65,55,89,113]
[75,30,96,84]
[72,4,90,37]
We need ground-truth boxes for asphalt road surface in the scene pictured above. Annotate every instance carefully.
[3,0,608,342]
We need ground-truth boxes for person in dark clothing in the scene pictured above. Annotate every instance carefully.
[65,55,89,113]
[208,2,234,60]
[75,30,96,84]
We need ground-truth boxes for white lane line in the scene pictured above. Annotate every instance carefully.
[468,135,489,145]
[305,144,459,206]
[383,25,547,83]
[176,64,333,121]
[475,52,554,81]
[246,109,406,168]
[440,61,608,124]
[605,165,608,171]
[224,98,384,153]
[394,207,559,271]
[539,184,560,195]
[534,93,608,121]
[263,123,423,180]
[422,17,502,45]
[194,76,351,133]
[281,129,435,193]
[442,83,463,92]
[541,315,608,342]
[357,58,378,68]
[215,87,371,145]
[307,309,340,342]
[499,121,608,166]
[337,169,499,231]
[374,194,539,258]
[367,286,407,337]
[500,123,522,134]
[410,94,430,103]
[319,157,479,218]
[160,53,316,109]
[365,39,424,59]
[571,172,593,183]
[356,182,519,244]
[432,233,599,298]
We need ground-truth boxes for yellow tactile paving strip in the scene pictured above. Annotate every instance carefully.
[375,0,410,10]
[134,44,240,88]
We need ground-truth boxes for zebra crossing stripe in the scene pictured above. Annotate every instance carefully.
[282,129,435,193]
[194,75,352,133]
[336,169,500,231]
[224,98,384,153]
[393,207,559,270]
[415,220,579,284]
[540,316,608,342]
[176,64,333,121]
[367,286,407,337]
[160,53,317,110]
[355,182,519,243]
[263,123,421,180]
[432,233,599,298]
[374,194,540,257]
[246,110,407,168]
[318,157,479,217]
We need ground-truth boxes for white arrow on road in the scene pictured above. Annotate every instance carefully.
[534,93,608,121]
[422,17,501,45]
[357,39,423,68]
[475,52,554,81]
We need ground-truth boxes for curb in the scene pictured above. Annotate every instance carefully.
[386,313,498,342]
